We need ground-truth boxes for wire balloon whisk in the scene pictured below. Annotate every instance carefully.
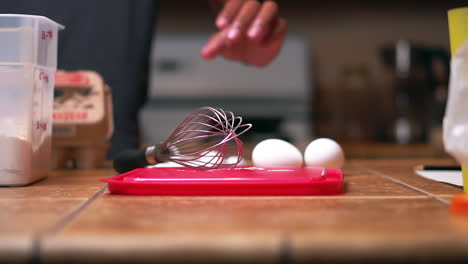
[113,107,252,173]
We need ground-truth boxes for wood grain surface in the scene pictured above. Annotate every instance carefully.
[0,170,108,264]
[1,155,466,264]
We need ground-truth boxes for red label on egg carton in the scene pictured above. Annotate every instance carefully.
[55,72,91,86]
[53,111,89,121]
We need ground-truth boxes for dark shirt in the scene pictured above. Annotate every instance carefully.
[1,0,158,158]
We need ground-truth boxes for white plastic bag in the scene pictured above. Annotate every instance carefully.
[443,41,468,164]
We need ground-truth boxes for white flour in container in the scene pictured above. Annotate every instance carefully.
[0,136,32,184]
[0,136,51,185]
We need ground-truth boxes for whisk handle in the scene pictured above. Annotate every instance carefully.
[113,146,157,173]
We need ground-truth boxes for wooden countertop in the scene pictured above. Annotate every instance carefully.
[1,155,467,263]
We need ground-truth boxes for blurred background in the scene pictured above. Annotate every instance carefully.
[141,1,468,153]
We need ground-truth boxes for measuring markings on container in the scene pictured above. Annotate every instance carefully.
[36,121,47,131]
[41,30,53,40]
[39,71,49,84]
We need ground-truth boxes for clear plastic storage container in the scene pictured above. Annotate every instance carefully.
[0,14,63,185]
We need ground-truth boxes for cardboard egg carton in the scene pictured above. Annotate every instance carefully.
[52,71,113,169]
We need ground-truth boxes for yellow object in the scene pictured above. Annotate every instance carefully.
[448,7,468,192]
[462,165,468,192]
[448,7,468,55]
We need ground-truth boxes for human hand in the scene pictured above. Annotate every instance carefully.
[201,0,287,67]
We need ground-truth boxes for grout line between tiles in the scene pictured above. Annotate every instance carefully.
[44,186,108,235]
[30,185,108,264]
[280,235,294,264]
[353,165,451,206]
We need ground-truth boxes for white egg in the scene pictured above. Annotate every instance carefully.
[252,138,303,167]
[304,138,345,168]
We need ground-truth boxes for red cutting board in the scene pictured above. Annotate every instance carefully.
[102,166,344,196]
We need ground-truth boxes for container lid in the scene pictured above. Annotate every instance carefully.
[0,14,64,29]
[0,14,64,68]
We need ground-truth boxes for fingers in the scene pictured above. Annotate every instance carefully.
[201,29,228,60]
[248,1,279,41]
[248,18,287,67]
[265,17,287,43]
[216,0,243,29]
[227,0,261,42]
[216,1,282,43]
[203,1,287,64]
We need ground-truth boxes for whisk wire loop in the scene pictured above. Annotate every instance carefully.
[157,107,252,169]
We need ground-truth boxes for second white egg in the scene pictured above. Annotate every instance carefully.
[252,138,303,167]
[304,137,345,168]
